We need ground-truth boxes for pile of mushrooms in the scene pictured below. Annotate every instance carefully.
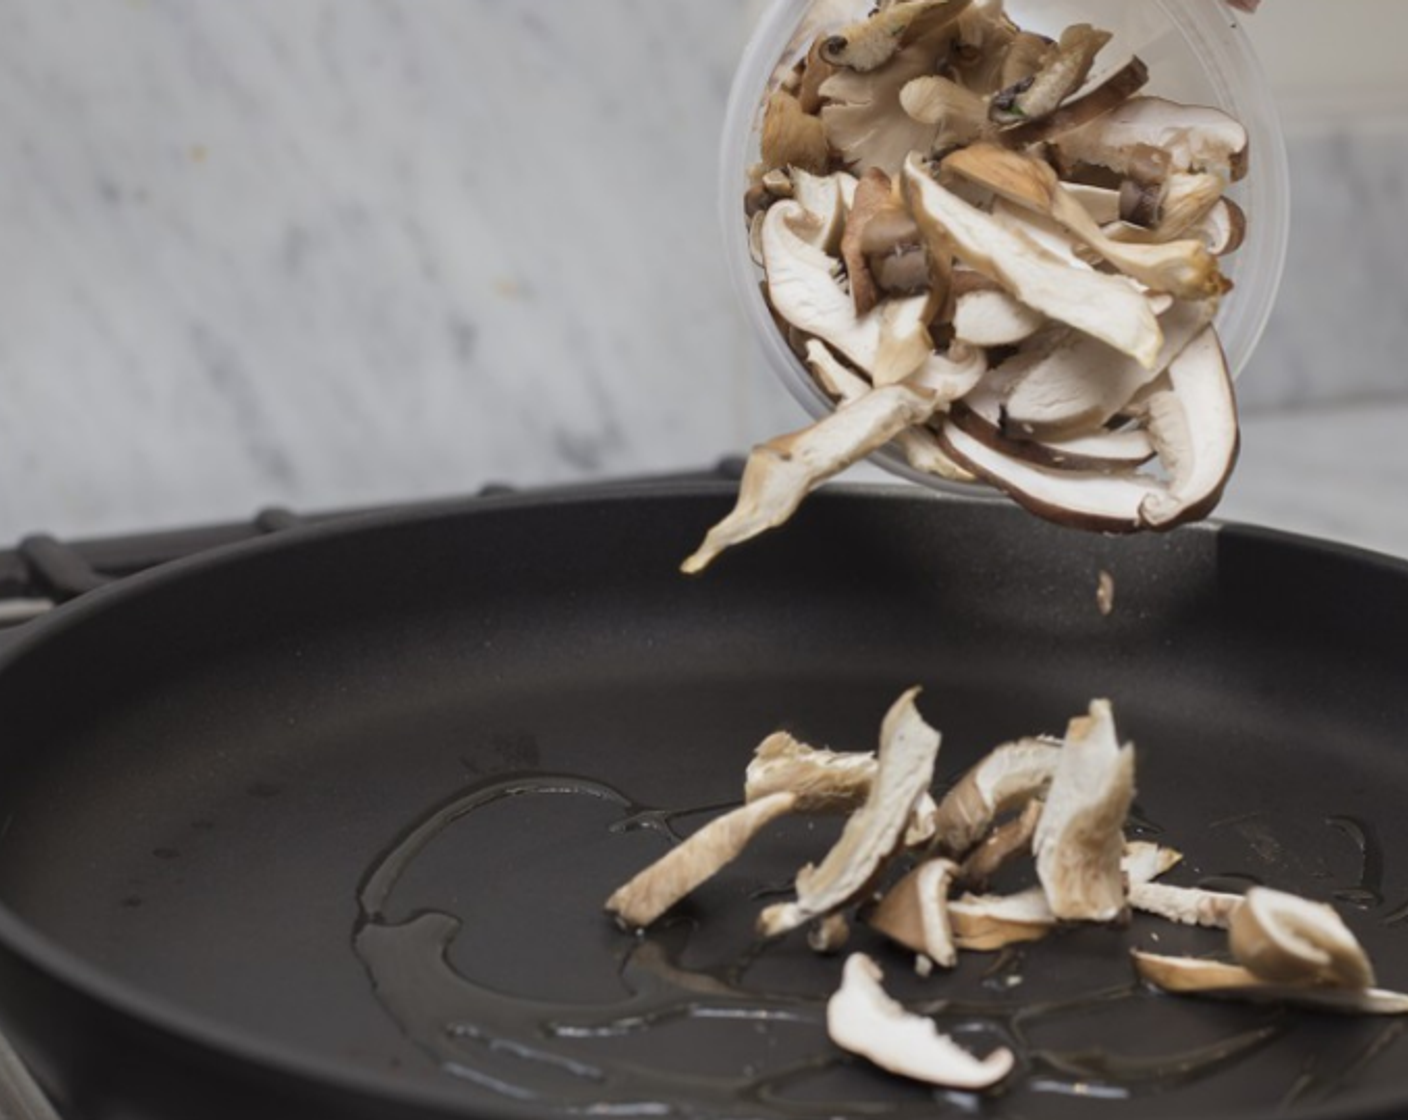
[606,692,1408,1093]
[685,0,1249,574]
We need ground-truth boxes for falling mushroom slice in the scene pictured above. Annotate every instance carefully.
[1035,701,1137,922]
[681,348,985,574]
[1136,326,1240,530]
[1131,883,1244,930]
[933,737,1062,858]
[806,341,977,484]
[820,0,973,73]
[605,793,798,930]
[903,156,1164,368]
[958,798,1044,891]
[951,887,1057,951]
[759,690,942,938]
[1133,952,1408,1016]
[1054,96,1251,183]
[1230,888,1376,989]
[828,954,1016,1089]
[868,859,962,969]
[941,144,1228,301]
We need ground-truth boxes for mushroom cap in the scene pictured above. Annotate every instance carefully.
[828,954,1016,1089]
[1133,951,1408,1016]
[1230,888,1375,989]
[1054,96,1251,183]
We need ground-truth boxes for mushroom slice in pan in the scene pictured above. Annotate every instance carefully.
[1001,298,1216,439]
[903,155,1163,368]
[953,289,1045,348]
[1054,96,1251,183]
[958,798,1044,892]
[820,0,973,72]
[940,422,1165,534]
[1231,888,1375,989]
[746,732,878,813]
[868,858,962,968]
[606,793,798,930]
[933,737,1062,858]
[1122,841,1183,887]
[1000,57,1150,146]
[760,689,942,938]
[828,954,1016,1088]
[1131,883,1244,930]
[990,24,1112,128]
[951,887,1057,951]
[1133,952,1408,1016]
[942,144,1227,301]
[1136,326,1240,530]
[744,726,942,846]
[805,341,977,484]
[681,347,984,574]
[1035,700,1136,922]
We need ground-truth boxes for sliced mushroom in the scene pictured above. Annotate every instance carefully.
[680,347,983,573]
[942,144,1228,300]
[746,732,879,813]
[1034,700,1136,922]
[867,858,962,968]
[1131,883,1244,930]
[1122,841,1183,887]
[958,797,1044,891]
[828,954,1016,1089]
[809,912,852,955]
[762,90,832,176]
[606,793,798,929]
[991,24,1112,128]
[1053,96,1251,183]
[1230,888,1375,990]
[999,57,1150,146]
[842,170,894,315]
[822,41,964,178]
[899,76,992,150]
[903,155,1163,368]
[953,288,1044,347]
[744,724,942,845]
[1001,32,1053,91]
[805,341,977,484]
[1106,172,1226,244]
[820,0,973,73]
[1064,182,1123,225]
[1135,326,1240,530]
[798,36,839,115]
[760,689,942,938]
[1001,298,1217,439]
[951,0,1017,93]
[788,170,850,255]
[1133,952,1408,1016]
[933,737,1062,858]
[951,887,1057,951]
[761,200,930,382]
[948,399,1157,473]
[875,297,937,386]
[940,421,1165,534]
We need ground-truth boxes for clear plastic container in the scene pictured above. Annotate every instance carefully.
[720,0,1290,489]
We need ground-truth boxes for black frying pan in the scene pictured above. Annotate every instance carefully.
[0,482,1406,1120]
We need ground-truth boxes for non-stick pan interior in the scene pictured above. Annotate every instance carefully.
[0,485,1407,1119]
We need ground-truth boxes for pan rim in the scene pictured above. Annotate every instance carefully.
[0,481,1405,1120]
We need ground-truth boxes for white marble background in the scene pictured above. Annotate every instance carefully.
[0,0,1405,557]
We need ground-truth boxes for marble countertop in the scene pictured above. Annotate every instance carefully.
[0,0,1404,562]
